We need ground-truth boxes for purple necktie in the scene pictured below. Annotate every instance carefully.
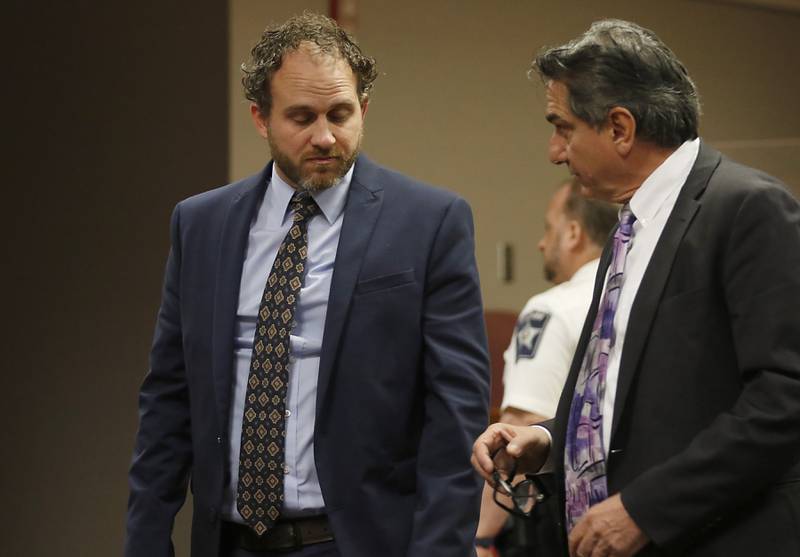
[564,204,636,531]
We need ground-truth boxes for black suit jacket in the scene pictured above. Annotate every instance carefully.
[125,155,490,557]
[548,143,800,556]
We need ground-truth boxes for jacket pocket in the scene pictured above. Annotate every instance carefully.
[355,269,415,295]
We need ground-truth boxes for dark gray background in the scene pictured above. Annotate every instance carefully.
[5,1,227,555]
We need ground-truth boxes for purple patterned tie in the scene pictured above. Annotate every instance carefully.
[564,204,636,531]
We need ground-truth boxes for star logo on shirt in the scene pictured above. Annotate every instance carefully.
[515,310,551,360]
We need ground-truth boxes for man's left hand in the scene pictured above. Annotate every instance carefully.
[568,494,649,557]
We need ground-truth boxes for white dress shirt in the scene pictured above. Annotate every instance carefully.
[601,138,700,450]
[223,164,352,522]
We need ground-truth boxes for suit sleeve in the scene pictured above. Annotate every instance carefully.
[405,196,491,557]
[125,205,193,557]
[621,183,800,548]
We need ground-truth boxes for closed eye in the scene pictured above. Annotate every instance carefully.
[328,106,355,124]
[283,108,316,126]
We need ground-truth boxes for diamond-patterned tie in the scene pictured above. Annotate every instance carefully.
[237,190,319,536]
[564,204,636,531]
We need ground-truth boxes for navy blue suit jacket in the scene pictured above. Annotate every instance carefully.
[125,155,490,557]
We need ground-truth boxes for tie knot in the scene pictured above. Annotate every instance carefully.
[290,191,319,222]
[618,204,637,237]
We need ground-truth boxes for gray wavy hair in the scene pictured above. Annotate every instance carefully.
[532,19,701,148]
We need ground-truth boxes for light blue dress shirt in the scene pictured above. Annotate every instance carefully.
[222,165,352,522]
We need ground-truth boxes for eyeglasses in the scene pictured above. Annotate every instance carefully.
[491,458,549,518]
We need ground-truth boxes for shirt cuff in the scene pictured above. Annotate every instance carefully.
[531,424,554,473]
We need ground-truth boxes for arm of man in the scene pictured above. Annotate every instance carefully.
[404,196,491,557]
[125,205,193,557]
[475,300,576,554]
[476,408,547,557]
[619,182,800,549]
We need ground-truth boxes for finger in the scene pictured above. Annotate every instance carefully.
[591,538,611,557]
[506,436,529,459]
[470,453,494,482]
[497,427,518,444]
[472,433,501,478]
[575,531,596,557]
[568,518,587,557]
[491,448,515,476]
[502,426,528,456]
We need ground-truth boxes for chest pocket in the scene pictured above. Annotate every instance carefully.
[355,269,416,295]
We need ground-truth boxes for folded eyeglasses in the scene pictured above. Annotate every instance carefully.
[491,457,550,518]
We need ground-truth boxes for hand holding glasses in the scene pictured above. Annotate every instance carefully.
[491,452,550,518]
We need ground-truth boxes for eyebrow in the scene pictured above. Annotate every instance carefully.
[284,101,357,114]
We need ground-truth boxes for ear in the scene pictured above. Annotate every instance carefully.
[250,103,269,140]
[563,220,582,251]
[607,107,636,157]
[360,98,370,120]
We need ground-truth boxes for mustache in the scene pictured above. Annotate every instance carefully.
[304,148,341,159]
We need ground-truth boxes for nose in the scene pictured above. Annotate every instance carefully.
[537,236,545,252]
[310,119,336,150]
[548,134,567,165]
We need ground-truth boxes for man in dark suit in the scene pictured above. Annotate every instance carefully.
[126,13,489,557]
[472,19,800,557]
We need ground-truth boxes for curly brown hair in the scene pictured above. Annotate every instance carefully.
[242,12,378,115]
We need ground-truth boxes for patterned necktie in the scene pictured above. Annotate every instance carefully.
[237,190,319,536]
[564,204,636,531]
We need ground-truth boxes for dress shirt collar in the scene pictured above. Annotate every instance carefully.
[571,258,600,284]
[269,162,354,225]
[628,138,700,226]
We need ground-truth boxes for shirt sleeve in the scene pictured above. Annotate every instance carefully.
[500,300,575,418]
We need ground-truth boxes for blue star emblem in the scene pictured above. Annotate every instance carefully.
[515,310,550,361]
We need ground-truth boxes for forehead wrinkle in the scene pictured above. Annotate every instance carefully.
[273,52,359,110]
[281,73,355,98]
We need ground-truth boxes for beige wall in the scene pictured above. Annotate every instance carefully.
[230,0,800,313]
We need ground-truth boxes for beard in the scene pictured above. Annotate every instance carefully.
[268,132,361,193]
[543,261,557,283]
[541,244,561,284]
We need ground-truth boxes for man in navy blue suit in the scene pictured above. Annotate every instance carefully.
[125,13,489,557]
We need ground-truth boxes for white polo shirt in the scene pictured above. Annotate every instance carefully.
[501,259,600,418]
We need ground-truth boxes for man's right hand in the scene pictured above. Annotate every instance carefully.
[471,423,551,483]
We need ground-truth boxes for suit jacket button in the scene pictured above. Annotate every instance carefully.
[216,436,222,445]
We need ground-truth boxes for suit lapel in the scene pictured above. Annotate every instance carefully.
[554,238,615,461]
[609,143,722,441]
[211,166,269,432]
[316,156,384,417]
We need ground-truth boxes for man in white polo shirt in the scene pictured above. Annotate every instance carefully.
[475,179,617,557]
